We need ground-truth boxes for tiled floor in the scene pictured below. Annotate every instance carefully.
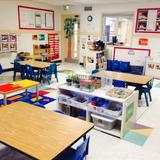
[0,63,160,160]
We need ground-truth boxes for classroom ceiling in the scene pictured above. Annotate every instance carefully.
[32,0,158,6]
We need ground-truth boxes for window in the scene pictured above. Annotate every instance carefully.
[102,15,134,46]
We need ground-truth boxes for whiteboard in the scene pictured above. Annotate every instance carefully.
[113,47,150,66]
[18,6,54,30]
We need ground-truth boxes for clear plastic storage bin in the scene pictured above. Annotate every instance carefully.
[91,113,116,130]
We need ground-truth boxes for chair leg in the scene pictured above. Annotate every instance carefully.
[144,92,149,107]
[13,72,16,81]
[148,91,152,102]
[55,73,58,82]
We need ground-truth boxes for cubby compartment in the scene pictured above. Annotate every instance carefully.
[88,97,122,118]
[58,94,72,105]
[91,113,116,130]
[68,96,90,110]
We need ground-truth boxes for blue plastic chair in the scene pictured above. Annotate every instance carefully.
[91,69,99,74]
[130,65,144,75]
[113,80,126,88]
[56,136,90,160]
[107,60,113,71]
[24,64,39,80]
[139,79,153,106]
[119,61,130,73]
[13,61,23,81]
[0,64,3,75]
[43,63,58,84]
[112,60,119,71]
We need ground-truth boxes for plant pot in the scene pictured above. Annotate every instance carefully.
[66,79,72,86]
[74,82,80,88]
[73,79,80,88]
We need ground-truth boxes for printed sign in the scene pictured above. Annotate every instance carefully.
[139,38,148,46]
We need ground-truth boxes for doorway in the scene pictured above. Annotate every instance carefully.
[61,14,80,63]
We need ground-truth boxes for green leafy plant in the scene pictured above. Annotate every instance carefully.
[64,18,80,38]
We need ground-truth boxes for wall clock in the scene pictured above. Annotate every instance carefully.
[87,15,93,22]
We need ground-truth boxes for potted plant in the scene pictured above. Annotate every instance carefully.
[72,75,80,88]
[66,75,72,86]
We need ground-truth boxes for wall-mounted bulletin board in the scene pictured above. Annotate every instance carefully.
[0,34,17,52]
[113,47,150,66]
[135,8,160,33]
[18,6,54,30]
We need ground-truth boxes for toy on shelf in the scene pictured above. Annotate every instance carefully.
[80,79,96,92]
[106,87,133,99]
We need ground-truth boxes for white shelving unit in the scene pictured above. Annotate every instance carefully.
[58,84,138,138]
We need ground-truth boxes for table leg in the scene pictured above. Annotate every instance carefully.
[36,85,39,102]
[4,94,7,106]
[25,89,28,96]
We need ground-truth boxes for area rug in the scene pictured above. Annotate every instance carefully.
[0,86,58,109]
[123,123,153,146]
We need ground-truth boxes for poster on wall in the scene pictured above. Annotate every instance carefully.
[1,34,9,42]
[2,43,9,51]
[35,13,41,28]
[39,34,45,41]
[18,6,54,30]
[10,34,17,42]
[9,43,17,51]
[136,8,160,33]
[32,35,38,40]
[138,38,148,46]
[45,13,53,28]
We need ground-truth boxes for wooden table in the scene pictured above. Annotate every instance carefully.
[92,70,152,85]
[23,55,42,60]
[0,102,93,160]
[92,70,153,100]
[20,60,51,69]
[0,80,39,105]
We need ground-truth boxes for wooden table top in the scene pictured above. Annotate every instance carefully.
[92,70,153,85]
[20,60,51,69]
[0,102,93,160]
[23,55,42,60]
[0,80,39,94]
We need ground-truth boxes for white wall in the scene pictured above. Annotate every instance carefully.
[0,0,62,69]
[1,0,160,69]
[62,2,160,61]
[0,0,61,31]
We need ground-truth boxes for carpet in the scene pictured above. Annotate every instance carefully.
[123,123,153,146]
[0,86,57,109]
